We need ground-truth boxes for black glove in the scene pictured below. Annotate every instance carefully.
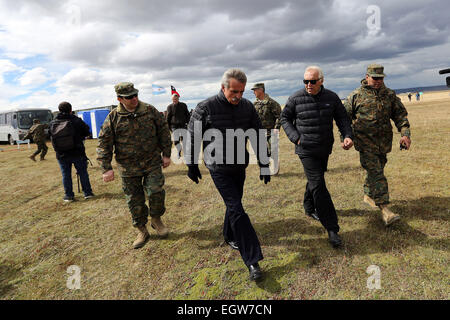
[187,165,202,184]
[259,174,271,184]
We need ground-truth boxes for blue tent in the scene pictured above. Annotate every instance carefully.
[78,109,109,138]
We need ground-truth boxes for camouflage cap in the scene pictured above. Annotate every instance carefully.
[366,63,385,78]
[251,83,265,90]
[115,82,139,97]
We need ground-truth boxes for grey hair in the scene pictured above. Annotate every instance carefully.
[305,65,324,79]
[221,68,247,88]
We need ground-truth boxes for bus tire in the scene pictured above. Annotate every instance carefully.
[8,135,15,145]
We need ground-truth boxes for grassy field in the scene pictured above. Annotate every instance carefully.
[0,97,449,300]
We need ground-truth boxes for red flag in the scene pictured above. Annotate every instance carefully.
[171,85,180,97]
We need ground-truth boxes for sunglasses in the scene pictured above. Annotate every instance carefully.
[120,94,138,100]
[371,77,384,81]
[303,79,321,85]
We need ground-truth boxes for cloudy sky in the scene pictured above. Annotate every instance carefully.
[0,0,449,112]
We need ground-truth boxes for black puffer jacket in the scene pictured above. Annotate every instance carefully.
[281,87,352,157]
[187,90,266,171]
[49,112,91,159]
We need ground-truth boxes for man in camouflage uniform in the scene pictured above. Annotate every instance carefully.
[344,64,411,226]
[251,83,281,158]
[23,118,49,161]
[97,82,172,249]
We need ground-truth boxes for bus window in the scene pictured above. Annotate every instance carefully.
[12,113,17,129]
[18,110,53,129]
[6,113,12,125]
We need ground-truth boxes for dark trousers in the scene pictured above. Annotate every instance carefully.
[209,166,263,267]
[32,141,48,159]
[300,155,339,233]
[171,126,184,155]
[57,156,93,198]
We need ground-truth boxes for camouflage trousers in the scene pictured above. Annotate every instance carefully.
[121,167,166,228]
[359,152,389,205]
[32,141,48,159]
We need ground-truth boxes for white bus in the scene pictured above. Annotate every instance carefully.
[0,108,53,145]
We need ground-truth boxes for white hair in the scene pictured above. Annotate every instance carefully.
[305,65,324,79]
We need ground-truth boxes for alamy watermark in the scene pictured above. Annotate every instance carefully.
[65,3,82,29]
[366,265,381,290]
[168,122,278,175]
[66,265,81,290]
[366,5,381,35]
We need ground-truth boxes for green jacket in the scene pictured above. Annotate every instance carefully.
[344,79,410,154]
[254,94,282,130]
[96,101,172,177]
[23,123,48,143]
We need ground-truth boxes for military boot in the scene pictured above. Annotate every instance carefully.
[133,225,150,249]
[363,195,377,208]
[151,216,169,238]
[29,155,36,162]
[379,205,400,226]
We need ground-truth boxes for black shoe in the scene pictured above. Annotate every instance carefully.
[63,195,74,203]
[225,239,239,250]
[328,230,342,248]
[84,193,95,200]
[306,210,320,221]
[248,263,263,281]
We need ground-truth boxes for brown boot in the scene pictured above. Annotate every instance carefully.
[363,195,377,208]
[151,216,169,238]
[29,155,36,162]
[133,225,150,249]
[379,205,400,226]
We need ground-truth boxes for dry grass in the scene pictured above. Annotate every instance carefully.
[0,96,449,300]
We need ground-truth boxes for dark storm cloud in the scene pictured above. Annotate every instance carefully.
[2,0,449,102]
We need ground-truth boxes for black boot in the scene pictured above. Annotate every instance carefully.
[248,263,262,281]
[327,230,342,248]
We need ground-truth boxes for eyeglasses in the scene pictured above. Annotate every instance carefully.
[371,77,384,81]
[120,94,138,100]
[303,79,321,85]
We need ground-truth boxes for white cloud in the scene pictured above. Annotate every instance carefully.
[18,67,51,86]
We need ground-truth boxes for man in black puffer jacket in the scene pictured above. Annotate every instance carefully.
[49,102,93,202]
[281,66,353,248]
[185,68,271,282]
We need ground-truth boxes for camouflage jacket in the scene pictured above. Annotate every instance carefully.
[96,101,172,177]
[254,94,282,129]
[23,123,48,143]
[344,79,411,154]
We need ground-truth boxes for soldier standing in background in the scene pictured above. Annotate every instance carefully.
[251,83,282,166]
[23,119,48,161]
[166,93,190,157]
[344,64,411,226]
[97,82,172,249]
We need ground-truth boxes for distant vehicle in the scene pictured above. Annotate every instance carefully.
[0,108,53,145]
[438,68,450,87]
